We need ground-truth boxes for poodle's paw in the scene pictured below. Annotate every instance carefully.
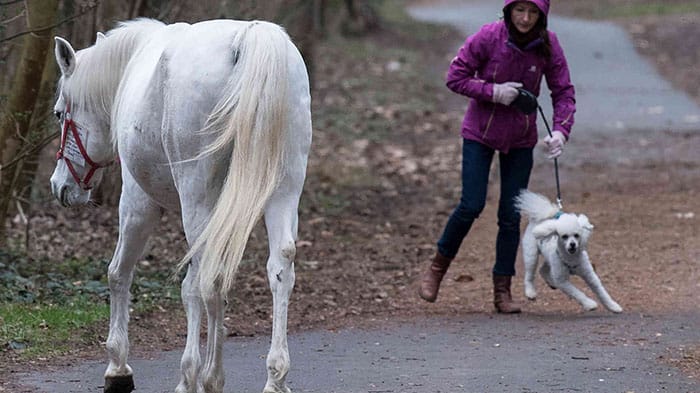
[541,276,556,289]
[606,301,623,313]
[524,285,537,300]
[582,299,598,311]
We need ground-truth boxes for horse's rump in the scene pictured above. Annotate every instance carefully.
[179,21,295,297]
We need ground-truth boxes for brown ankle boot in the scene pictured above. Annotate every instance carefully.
[493,274,521,313]
[418,252,453,302]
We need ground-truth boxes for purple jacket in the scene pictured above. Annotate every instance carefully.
[446,4,575,153]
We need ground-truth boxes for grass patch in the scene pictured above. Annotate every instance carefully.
[0,248,180,357]
[0,298,109,356]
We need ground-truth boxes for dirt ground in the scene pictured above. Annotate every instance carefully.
[2,0,699,388]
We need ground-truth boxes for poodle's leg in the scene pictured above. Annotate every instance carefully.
[539,263,556,289]
[521,231,539,300]
[555,280,598,311]
[548,260,597,311]
[579,253,622,313]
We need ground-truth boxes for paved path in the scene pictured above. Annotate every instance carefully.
[22,312,700,392]
[21,3,700,393]
[407,0,700,133]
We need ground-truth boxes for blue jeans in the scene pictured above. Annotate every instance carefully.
[437,139,533,276]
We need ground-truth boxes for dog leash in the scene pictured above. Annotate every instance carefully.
[512,87,563,210]
[537,105,563,210]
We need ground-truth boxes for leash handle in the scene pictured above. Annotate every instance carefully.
[537,105,562,208]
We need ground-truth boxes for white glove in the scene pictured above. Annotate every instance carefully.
[543,130,566,159]
[492,82,523,105]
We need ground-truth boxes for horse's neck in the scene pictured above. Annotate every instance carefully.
[72,21,164,118]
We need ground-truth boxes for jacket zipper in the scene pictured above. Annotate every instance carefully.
[524,113,530,135]
[482,65,499,140]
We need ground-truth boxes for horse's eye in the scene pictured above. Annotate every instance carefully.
[54,110,62,120]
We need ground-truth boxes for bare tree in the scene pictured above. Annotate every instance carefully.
[0,0,59,246]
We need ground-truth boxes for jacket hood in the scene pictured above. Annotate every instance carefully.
[503,0,549,17]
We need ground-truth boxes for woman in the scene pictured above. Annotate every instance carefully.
[418,0,576,313]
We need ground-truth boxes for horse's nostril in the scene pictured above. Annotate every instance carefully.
[59,186,69,207]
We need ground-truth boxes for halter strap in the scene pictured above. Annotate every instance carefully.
[55,101,114,190]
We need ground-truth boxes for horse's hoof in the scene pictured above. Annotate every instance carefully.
[104,375,135,393]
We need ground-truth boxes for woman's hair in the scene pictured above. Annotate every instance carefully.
[503,2,552,59]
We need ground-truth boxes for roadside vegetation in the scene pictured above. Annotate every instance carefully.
[0,248,180,357]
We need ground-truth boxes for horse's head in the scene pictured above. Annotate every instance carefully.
[50,36,115,207]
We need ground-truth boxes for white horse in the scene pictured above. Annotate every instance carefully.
[49,19,312,393]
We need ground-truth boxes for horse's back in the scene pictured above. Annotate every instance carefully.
[113,19,309,210]
[116,18,304,147]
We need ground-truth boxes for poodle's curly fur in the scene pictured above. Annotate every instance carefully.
[516,190,622,313]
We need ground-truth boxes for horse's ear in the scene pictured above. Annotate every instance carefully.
[54,36,76,77]
[95,32,106,44]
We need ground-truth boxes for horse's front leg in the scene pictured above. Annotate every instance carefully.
[104,179,159,393]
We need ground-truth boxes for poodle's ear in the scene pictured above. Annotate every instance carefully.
[578,214,594,243]
[532,220,558,239]
[577,214,594,230]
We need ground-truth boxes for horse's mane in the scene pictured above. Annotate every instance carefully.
[61,18,165,118]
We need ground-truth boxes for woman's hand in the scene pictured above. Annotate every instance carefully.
[544,130,566,159]
[492,82,523,105]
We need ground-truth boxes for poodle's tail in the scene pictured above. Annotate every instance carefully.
[515,190,560,222]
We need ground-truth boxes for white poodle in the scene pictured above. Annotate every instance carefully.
[515,190,622,313]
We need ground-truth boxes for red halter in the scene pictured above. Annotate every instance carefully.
[55,102,114,190]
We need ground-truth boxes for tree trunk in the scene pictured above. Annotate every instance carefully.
[313,0,326,35]
[0,0,59,247]
[341,0,379,36]
[13,39,60,214]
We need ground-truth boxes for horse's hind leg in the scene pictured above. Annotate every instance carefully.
[200,288,225,393]
[179,210,222,393]
[262,173,306,393]
[175,263,205,393]
[104,176,160,393]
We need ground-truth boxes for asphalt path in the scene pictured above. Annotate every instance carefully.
[22,312,700,392]
[22,2,700,393]
[408,0,700,133]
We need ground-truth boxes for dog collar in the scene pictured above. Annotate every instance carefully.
[553,211,564,219]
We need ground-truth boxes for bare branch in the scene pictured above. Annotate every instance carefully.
[1,9,26,26]
[0,129,58,172]
[0,3,97,43]
[0,0,24,6]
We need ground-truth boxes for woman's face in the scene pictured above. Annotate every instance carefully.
[510,2,541,34]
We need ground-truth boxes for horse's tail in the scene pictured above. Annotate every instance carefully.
[182,21,291,297]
